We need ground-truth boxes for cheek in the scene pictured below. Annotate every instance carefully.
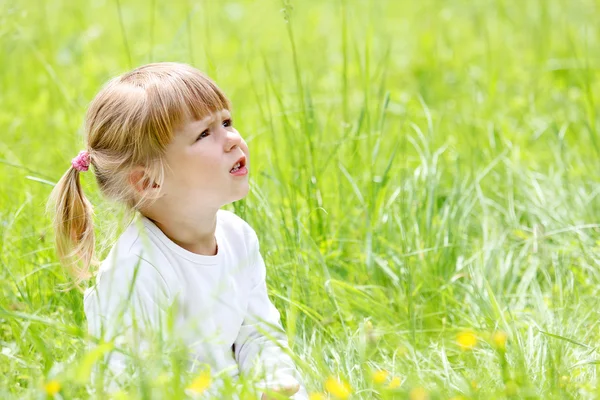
[167,153,213,184]
[193,154,226,181]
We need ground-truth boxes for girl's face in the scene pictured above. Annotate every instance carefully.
[160,109,250,213]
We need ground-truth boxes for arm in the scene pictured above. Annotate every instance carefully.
[233,234,307,399]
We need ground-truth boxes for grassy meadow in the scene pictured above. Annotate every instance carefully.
[1,0,600,398]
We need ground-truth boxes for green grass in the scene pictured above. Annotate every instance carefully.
[1,0,600,398]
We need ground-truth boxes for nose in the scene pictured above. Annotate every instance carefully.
[224,129,242,152]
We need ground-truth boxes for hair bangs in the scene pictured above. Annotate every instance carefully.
[179,71,231,122]
[139,65,230,142]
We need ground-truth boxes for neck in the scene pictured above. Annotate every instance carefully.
[142,209,219,256]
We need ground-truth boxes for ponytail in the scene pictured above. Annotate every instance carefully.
[48,164,96,285]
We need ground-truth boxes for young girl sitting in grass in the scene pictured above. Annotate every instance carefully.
[49,62,307,399]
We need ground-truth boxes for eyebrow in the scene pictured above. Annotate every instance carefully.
[186,117,212,135]
[186,112,231,135]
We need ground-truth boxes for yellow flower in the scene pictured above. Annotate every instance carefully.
[387,376,401,389]
[456,330,478,351]
[372,370,389,384]
[187,370,211,394]
[44,380,61,396]
[513,229,529,240]
[365,320,378,343]
[409,387,428,400]
[309,393,327,400]
[559,375,570,388]
[448,396,466,400]
[492,331,508,350]
[325,376,352,399]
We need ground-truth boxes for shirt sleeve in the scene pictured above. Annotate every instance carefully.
[84,253,171,390]
[233,232,308,399]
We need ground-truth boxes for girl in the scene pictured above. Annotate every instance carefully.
[49,62,307,399]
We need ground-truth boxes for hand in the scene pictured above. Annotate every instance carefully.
[261,382,300,399]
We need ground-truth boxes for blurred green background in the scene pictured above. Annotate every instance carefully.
[1,0,600,398]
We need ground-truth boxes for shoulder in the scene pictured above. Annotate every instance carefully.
[217,209,259,246]
[85,223,172,306]
[217,209,252,231]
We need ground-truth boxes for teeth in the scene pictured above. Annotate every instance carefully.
[231,162,241,172]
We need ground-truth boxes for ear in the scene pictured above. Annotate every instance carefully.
[128,167,159,194]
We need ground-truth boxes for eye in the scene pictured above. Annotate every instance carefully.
[195,129,210,142]
[222,118,232,128]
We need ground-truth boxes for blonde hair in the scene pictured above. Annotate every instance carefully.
[48,62,230,285]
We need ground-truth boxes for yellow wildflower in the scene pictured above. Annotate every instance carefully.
[409,387,429,400]
[325,376,352,399]
[372,370,389,384]
[309,393,327,400]
[365,320,378,343]
[44,380,61,396]
[187,370,211,394]
[513,229,529,240]
[387,376,402,389]
[492,331,508,350]
[456,330,478,351]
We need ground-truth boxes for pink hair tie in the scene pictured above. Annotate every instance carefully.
[71,150,90,172]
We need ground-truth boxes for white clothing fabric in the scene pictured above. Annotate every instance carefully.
[83,210,307,399]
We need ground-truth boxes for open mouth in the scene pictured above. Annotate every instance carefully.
[230,156,247,173]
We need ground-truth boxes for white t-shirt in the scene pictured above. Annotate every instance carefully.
[83,210,307,399]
